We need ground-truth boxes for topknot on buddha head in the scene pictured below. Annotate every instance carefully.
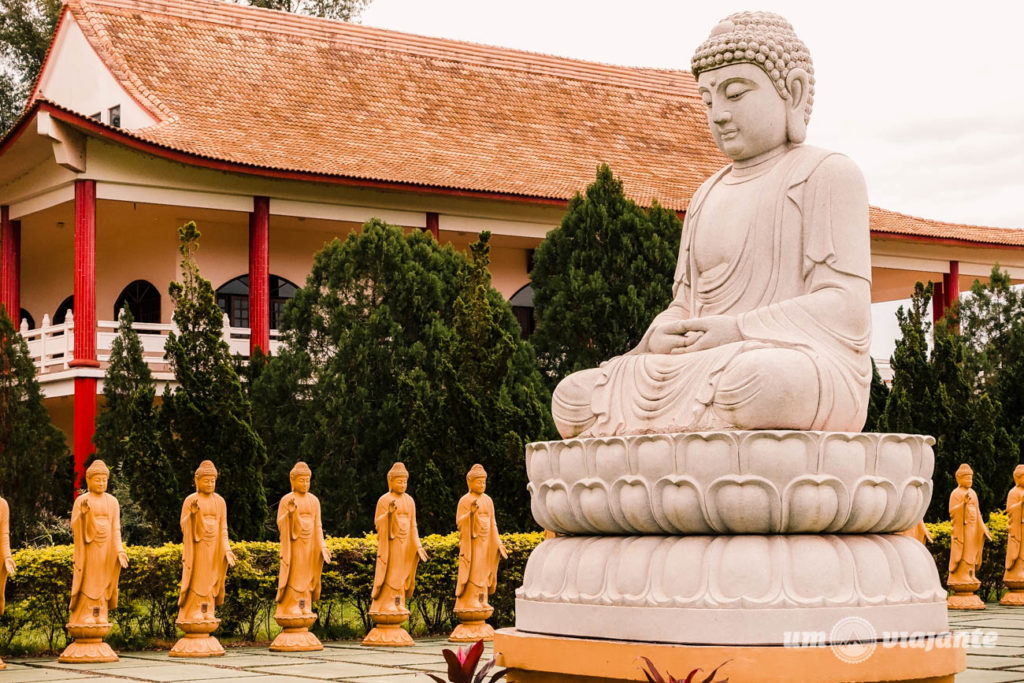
[691,11,815,128]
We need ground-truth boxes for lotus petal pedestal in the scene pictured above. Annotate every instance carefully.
[1001,578,1024,606]
[450,606,495,642]
[59,623,118,663]
[948,578,985,610]
[363,609,414,646]
[170,618,225,657]
[495,431,965,682]
[270,613,322,652]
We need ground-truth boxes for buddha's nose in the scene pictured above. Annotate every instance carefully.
[712,107,732,124]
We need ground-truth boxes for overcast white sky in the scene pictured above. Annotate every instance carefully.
[360,0,1024,359]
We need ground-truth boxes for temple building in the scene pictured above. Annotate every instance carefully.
[1,0,1022,475]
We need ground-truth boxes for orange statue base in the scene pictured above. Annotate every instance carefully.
[1000,578,1024,606]
[0,656,6,670]
[363,609,414,646]
[269,613,322,652]
[170,619,225,657]
[59,623,118,663]
[450,606,495,642]
[494,628,965,683]
[947,579,985,610]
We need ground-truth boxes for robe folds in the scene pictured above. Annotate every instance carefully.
[372,492,421,600]
[552,145,872,436]
[950,487,985,572]
[276,492,327,603]
[0,497,11,615]
[455,493,502,601]
[1007,487,1023,572]
[179,492,231,610]
[70,492,124,613]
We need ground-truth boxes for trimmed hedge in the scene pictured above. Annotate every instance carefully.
[926,511,1009,602]
[0,532,543,654]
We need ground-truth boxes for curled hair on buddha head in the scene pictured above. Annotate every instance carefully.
[691,11,815,141]
[194,460,218,479]
[466,463,487,484]
[387,462,409,480]
[290,461,312,479]
[86,459,110,479]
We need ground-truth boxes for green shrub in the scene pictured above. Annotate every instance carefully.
[0,532,543,654]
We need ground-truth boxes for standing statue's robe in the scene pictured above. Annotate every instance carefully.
[455,492,502,609]
[0,497,11,615]
[552,145,872,436]
[950,486,985,573]
[275,492,327,613]
[69,492,124,622]
[1007,487,1024,574]
[371,492,421,612]
[178,492,231,620]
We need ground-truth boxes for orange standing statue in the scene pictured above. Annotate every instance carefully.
[171,460,236,657]
[60,460,128,663]
[450,464,507,642]
[948,463,992,609]
[271,461,331,651]
[363,462,428,646]
[898,520,933,545]
[1002,465,1024,606]
[0,494,14,671]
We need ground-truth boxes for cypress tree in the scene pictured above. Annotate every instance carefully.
[0,306,71,544]
[863,359,890,432]
[161,222,268,540]
[530,164,682,387]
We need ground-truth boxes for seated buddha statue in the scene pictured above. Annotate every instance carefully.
[552,11,872,438]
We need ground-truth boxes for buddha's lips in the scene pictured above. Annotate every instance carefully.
[720,128,739,139]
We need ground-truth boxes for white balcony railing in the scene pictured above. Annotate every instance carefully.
[21,311,282,376]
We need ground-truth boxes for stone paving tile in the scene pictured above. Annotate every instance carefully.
[326,651,444,666]
[966,654,1024,670]
[0,664,104,681]
[341,674,431,682]
[957,671,1024,682]
[246,661,401,679]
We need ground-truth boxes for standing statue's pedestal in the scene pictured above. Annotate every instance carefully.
[270,613,322,651]
[1001,579,1024,606]
[170,618,225,657]
[451,606,495,642]
[59,623,118,663]
[363,609,414,646]
[948,580,985,610]
[494,432,965,683]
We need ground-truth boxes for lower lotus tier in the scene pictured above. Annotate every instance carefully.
[515,534,947,645]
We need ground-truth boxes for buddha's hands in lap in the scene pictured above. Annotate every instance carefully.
[648,316,741,354]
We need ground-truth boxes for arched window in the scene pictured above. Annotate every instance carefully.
[19,308,34,330]
[215,274,298,329]
[509,284,535,338]
[114,280,161,323]
[54,295,74,325]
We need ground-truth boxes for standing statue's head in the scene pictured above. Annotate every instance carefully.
[956,463,974,489]
[692,11,814,160]
[290,461,312,494]
[387,462,409,495]
[466,464,487,494]
[86,459,110,494]
[194,460,218,494]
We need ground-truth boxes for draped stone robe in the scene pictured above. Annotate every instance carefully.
[0,497,11,616]
[178,492,231,622]
[950,486,985,575]
[371,492,422,613]
[552,145,872,437]
[1006,486,1024,576]
[69,492,124,624]
[455,492,502,609]
[275,491,327,616]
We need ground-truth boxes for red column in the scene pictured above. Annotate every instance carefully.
[944,260,960,310]
[0,206,20,326]
[425,212,439,240]
[249,196,270,356]
[71,179,98,495]
[932,281,945,324]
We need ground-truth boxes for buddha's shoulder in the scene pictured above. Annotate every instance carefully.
[791,145,865,182]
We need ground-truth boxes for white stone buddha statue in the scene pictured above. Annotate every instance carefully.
[552,11,871,438]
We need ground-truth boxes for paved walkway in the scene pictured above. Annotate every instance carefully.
[3,607,1024,681]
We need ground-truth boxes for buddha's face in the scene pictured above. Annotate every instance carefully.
[697,62,788,162]
[469,476,486,495]
[87,473,108,494]
[1015,466,1024,487]
[957,471,973,489]
[292,475,310,494]
[196,475,216,494]
[390,476,408,495]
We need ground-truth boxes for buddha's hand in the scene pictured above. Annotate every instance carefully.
[672,315,742,353]
[321,546,333,564]
[4,557,14,575]
[226,549,237,567]
[499,543,509,560]
[648,320,694,354]
[118,551,129,568]
[417,546,429,562]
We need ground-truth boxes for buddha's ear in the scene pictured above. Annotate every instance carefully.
[785,68,810,144]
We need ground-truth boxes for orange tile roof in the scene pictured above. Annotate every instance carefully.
[870,207,1024,248]
[59,0,726,210]
[25,0,1024,249]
